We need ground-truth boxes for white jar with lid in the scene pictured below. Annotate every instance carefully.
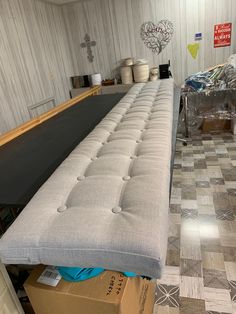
[121,66,133,84]
[133,63,149,83]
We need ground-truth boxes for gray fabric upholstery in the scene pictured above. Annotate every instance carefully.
[0,80,174,278]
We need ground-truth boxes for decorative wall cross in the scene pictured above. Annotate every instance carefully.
[80,34,96,63]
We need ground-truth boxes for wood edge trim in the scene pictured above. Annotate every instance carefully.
[207,63,225,72]
[0,86,101,147]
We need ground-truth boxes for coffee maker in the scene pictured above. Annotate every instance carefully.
[159,60,172,79]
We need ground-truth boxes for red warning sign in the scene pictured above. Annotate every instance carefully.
[214,23,232,48]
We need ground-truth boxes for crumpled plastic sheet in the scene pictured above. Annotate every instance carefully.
[179,54,236,135]
[184,66,226,93]
[224,65,236,89]
[184,54,236,93]
[178,89,236,135]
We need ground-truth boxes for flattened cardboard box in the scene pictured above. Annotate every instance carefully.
[201,118,231,132]
[24,265,155,314]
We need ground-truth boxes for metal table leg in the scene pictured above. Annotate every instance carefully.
[184,95,189,138]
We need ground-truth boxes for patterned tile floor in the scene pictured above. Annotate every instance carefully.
[153,133,236,314]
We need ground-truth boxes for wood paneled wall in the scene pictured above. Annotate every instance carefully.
[0,0,73,134]
[1,0,235,134]
[62,0,236,85]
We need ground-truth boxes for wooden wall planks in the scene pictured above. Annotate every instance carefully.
[0,0,236,134]
[0,0,74,134]
[62,0,236,85]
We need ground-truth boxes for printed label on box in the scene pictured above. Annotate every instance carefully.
[105,273,125,297]
[37,266,62,287]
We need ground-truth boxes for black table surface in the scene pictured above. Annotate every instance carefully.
[0,94,125,207]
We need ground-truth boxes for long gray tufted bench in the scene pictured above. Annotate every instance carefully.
[0,79,174,278]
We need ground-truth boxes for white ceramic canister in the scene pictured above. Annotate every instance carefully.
[133,64,149,83]
[91,73,102,86]
[120,66,133,84]
[124,58,134,66]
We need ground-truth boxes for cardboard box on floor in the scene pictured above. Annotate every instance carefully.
[201,118,231,132]
[24,265,155,314]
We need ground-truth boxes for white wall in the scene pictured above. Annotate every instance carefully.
[1,0,235,134]
[62,0,236,86]
[0,0,73,134]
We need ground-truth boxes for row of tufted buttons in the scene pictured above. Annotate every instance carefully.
[113,90,157,211]
[56,89,141,215]
[57,205,122,214]
[57,175,132,214]
[81,97,141,161]
[57,83,162,216]
[76,175,131,182]
[78,120,154,164]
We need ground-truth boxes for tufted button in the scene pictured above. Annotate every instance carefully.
[57,205,67,213]
[123,176,131,181]
[77,175,85,181]
[112,206,122,214]
[91,157,98,161]
[136,140,142,144]
[141,129,145,132]
[130,156,137,160]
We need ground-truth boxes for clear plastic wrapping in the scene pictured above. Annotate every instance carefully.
[179,54,236,136]
[179,89,236,136]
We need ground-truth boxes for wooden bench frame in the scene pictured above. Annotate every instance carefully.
[0,86,101,147]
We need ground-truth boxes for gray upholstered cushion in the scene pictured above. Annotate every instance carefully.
[0,80,174,278]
